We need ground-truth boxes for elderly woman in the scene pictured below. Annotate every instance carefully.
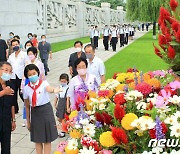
[67,58,99,111]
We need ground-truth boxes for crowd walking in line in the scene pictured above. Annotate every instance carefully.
[0,22,147,154]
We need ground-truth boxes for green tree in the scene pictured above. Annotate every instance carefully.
[126,0,164,38]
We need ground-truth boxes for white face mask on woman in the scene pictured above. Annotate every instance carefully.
[77,69,87,76]
[75,47,82,53]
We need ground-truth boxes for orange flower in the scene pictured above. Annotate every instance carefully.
[146,78,161,89]
[116,84,125,92]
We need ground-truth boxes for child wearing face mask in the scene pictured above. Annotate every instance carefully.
[54,73,69,138]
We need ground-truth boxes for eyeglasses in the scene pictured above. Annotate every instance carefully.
[1,69,13,74]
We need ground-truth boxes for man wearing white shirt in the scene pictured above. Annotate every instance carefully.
[102,25,110,51]
[93,26,100,49]
[119,25,125,47]
[110,25,119,52]
[84,44,105,85]
[8,39,26,113]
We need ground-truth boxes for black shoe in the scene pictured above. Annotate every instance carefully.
[45,72,48,76]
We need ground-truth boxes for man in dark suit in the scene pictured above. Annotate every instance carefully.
[0,61,16,154]
[0,34,8,62]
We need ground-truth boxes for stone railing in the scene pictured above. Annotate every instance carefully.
[0,0,126,43]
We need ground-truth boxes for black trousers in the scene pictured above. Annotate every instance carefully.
[41,58,49,75]
[103,36,109,50]
[120,34,124,47]
[90,38,94,47]
[111,37,117,52]
[93,36,99,48]
[11,75,23,113]
[125,33,129,44]
[0,130,11,154]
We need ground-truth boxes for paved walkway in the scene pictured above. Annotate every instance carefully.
[3,30,148,154]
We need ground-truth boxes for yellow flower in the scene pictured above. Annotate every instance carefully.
[54,151,62,154]
[116,75,126,82]
[121,113,138,130]
[65,147,79,154]
[69,110,78,119]
[116,84,125,92]
[85,99,93,111]
[88,90,97,98]
[99,131,116,147]
[70,129,82,139]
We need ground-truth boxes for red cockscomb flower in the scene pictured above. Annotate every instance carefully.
[127,68,139,73]
[170,0,178,11]
[114,104,125,123]
[174,29,180,43]
[102,112,113,125]
[168,45,176,59]
[158,7,171,25]
[171,20,180,32]
[111,127,128,144]
[95,112,104,125]
[135,82,152,96]
[153,44,162,58]
[159,34,168,46]
[114,93,126,105]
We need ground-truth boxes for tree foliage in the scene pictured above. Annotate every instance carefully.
[86,0,126,10]
[126,0,165,22]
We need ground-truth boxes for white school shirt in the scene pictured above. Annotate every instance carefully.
[8,50,27,79]
[125,28,129,34]
[89,29,94,38]
[94,29,100,37]
[111,29,118,37]
[119,28,124,34]
[87,56,106,85]
[56,85,69,98]
[102,29,110,36]
[23,80,50,107]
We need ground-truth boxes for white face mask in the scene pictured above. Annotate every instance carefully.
[75,47,82,53]
[42,39,46,42]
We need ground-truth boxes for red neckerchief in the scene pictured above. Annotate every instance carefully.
[28,80,42,107]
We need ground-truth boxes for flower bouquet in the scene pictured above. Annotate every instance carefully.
[55,69,180,154]
[154,0,180,76]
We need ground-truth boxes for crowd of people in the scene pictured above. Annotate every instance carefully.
[0,30,106,154]
[89,24,136,52]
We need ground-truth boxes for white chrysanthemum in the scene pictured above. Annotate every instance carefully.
[170,149,180,154]
[99,103,106,110]
[125,90,143,101]
[79,146,97,154]
[67,139,78,150]
[99,98,109,103]
[89,115,95,121]
[165,111,180,125]
[83,124,96,137]
[147,93,158,105]
[79,118,89,126]
[131,116,155,131]
[169,124,180,138]
[136,101,147,110]
[152,146,163,154]
[74,123,81,129]
[86,110,95,116]
[100,79,119,90]
[142,151,152,154]
[168,95,180,105]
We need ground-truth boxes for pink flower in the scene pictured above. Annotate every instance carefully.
[101,149,113,154]
[152,70,166,77]
[57,141,67,152]
[169,80,180,91]
[155,89,171,108]
[135,82,152,96]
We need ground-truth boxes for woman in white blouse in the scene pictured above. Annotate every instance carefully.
[67,58,99,111]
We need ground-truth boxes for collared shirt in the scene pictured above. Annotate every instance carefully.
[68,52,86,77]
[23,80,50,107]
[102,29,110,36]
[8,50,27,79]
[38,41,51,60]
[67,74,98,109]
[89,29,94,38]
[111,29,118,37]
[125,28,129,33]
[87,56,105,85]
[119,28,125,34]
[56,85,69,98]
[94,29,100,37]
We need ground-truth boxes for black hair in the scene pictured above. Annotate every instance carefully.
[24,40,33,49]
[11,39,20,45]
[95,25,98,28]
[74,58,88,69]
[0,61,12,68]
[59,73,69,83]
[28,33,33,37]
[27,47,38,56]
[13,35,20,39]
[84,44,95,51]
[74,40,83,47]
[41,35,46,38]
[9,32,14,35]
[33,34,37,38]
[24,64,40,79]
